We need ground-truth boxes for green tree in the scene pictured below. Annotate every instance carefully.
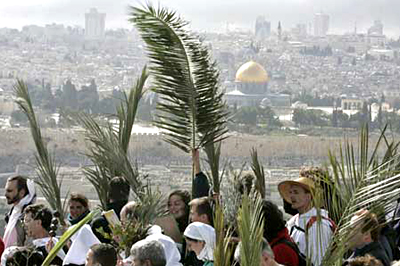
[61,80,78,110]
[78,79,99,113]
[359,101,371,127]
[257,106,282,128]
[41,83,56,112]
[234,106,257,125]
[292,109,328,127]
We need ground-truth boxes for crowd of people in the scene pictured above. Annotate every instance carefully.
[0,152,400,266]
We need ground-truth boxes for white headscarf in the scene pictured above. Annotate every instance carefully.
[3,179,36,248]
[146,225,182,266]
[62,224,100,265]
[184,222,215,262]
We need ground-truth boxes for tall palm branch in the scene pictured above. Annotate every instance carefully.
[237,194,264,266]
[204,142,223,194]
[78,66,148,208]
[321,124,400,265]
[117,66,149,153]
[129,4,229,193]
[213,201,233,266]
[14,79,67,225]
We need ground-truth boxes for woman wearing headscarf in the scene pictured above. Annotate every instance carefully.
[184,222,216,266]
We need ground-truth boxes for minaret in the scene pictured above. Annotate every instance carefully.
[277,21,282,40]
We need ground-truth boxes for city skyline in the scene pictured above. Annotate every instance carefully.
[0,0,399,37]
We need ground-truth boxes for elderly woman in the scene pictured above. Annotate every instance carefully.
[184,222,215,266]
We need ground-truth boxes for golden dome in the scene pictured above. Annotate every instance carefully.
[235,61,269,83]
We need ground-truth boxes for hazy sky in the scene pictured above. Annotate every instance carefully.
[0,0,399,37]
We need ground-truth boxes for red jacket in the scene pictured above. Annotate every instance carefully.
[0,237,4,259]
[269,228,299,266]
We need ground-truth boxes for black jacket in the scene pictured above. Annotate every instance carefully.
[348,241,391,266]
[91,200,127,243]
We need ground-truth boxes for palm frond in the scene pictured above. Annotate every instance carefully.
[250,148,266,198]
[108,184,168,256]
[327,124,400,221]
[117,66,149,153]
[221,163,246,231]
[214,201,233,266]
[237,194,264,266]
[78,67,148,207]
[14,79,66,225]
[323,156,400,265]
[129,4,229,193]
[322,124,400,265]
[204,142,222,194]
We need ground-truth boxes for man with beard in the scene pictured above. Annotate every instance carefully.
[3,175,36,248]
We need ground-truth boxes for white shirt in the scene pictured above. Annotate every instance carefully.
[32,236,66,260]
[287,207,333,266]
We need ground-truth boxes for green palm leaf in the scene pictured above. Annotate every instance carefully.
[322,124,400,265]
[118,66,149,153]
[237,194,264,266]
[129,4,229,191]
[14,79,66,225]
[204,142,223,194]
[78,67,148,208]
[323,157,400,265]
[214,201,233,266]
[42,209,100,266]
[327,124,400,220]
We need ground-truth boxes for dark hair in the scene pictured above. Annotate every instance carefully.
[168,190,191,232]
[8,175,29,197]
[168,190,191,206]
[189,197,214,226]
[262,200,286,242]
[108,176,130,202]
[24,204,52,232]
[6,247,44,266]
[185,236,202,243]
[91,243,117,266]
[237,173,256,195]
[69,193,89,209]
[168,190,191,216]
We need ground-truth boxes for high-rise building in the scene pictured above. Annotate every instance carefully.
[368,20,383,36]
[255,16,271,40]
[85,8,106,39]
[314,13,329,37]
